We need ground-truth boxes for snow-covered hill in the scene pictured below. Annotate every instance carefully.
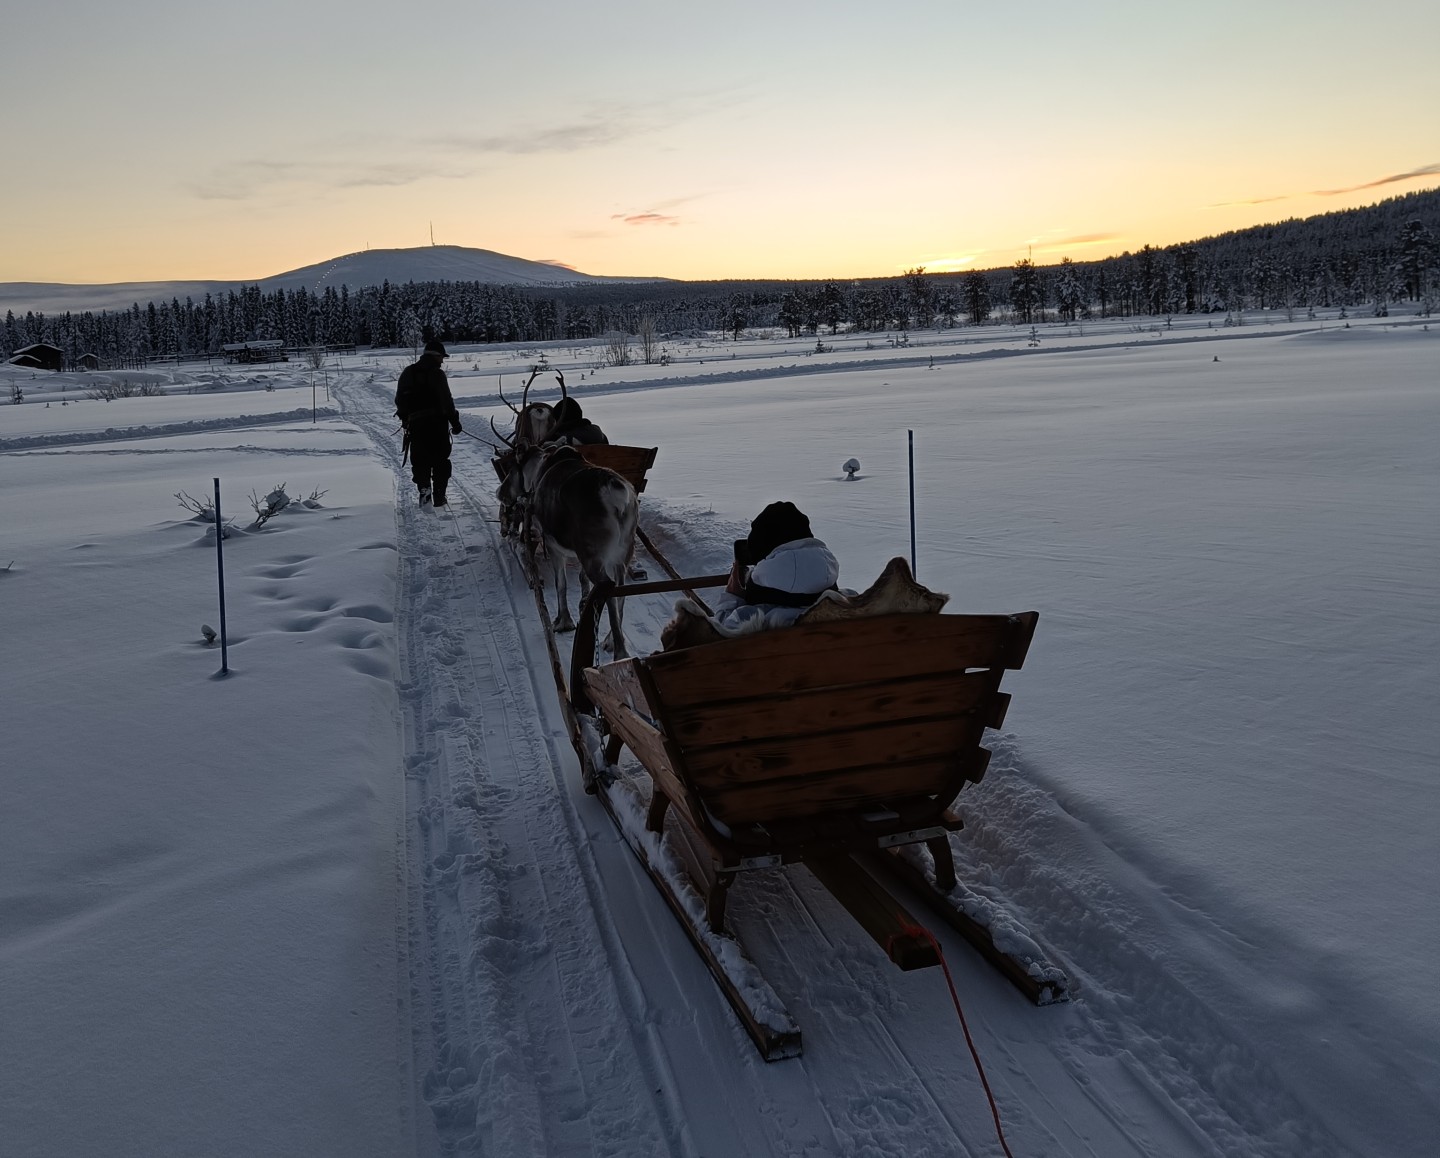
[0,245,665,317]
[259,244,660,295]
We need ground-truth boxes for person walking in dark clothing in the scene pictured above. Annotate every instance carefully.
[394,339,463,506]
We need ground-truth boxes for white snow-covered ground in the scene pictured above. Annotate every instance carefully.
[1,311,1435,1157]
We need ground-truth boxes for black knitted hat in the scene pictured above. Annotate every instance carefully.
[423,339,447,357]
[745,501,813,563]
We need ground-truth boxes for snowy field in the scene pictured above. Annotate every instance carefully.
[1,311,1435,1157]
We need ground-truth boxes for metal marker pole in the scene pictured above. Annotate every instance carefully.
[908,429,917,577]
[214,477,230,675]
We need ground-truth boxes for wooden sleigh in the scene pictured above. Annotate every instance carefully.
[493,443,659,545]
[491,443,657,492]
[567,561,1068,1059]
[575,444,658,494]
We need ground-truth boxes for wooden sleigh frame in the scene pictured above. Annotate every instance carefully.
[574,443,658,493]
[493,443,659,546]
[566,570,1065,1058]
[491,442,658,492]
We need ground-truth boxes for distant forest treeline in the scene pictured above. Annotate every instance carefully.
[5,189,1437,365]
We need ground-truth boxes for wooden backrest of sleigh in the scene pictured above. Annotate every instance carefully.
[574,561,1044,987]
[491,442,658,495]
[585,600,1037,847]
[575,443,657,493]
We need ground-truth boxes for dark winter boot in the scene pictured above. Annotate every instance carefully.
[418,485,432,506]
[432,484,448,508]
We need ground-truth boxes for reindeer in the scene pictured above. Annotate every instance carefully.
[499,443,639,657]
[491,367,553,537]
[490,369,587,537]
[491,366,555,449]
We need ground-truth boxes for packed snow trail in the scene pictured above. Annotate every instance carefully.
[342,379,1012,1155]
[338,370,1357,1158]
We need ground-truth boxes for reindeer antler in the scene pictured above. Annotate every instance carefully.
[489,415,516,447]
[497,375,520,415]
[555,371,568,400]
[520,366,542,411]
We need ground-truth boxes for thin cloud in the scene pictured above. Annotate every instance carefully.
[1210,164,1440,207]
[1033,232,1121,252]
[612,212,680,227]
[187,157,472,201]
[918,256,980,273]
[1209,195,1291,207]
[438,118,636,156]
[1314,162,1440,196]
[435,98,708,157]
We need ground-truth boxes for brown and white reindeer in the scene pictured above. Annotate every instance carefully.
[489,367,555,453]
[490,368,558,537]
[498,443,639,657]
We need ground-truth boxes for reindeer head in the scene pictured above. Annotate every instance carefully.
[498,367,555,446]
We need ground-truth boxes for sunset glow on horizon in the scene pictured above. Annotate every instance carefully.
[3,0,1436,285]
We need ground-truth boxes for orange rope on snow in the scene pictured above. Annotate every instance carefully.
[889,922,1018,1158]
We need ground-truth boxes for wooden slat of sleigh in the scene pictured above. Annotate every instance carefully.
[577,444,658,492]
[584,663,690,807]
[704,756,985,825]
[646,614,1032,708]
[585,658,650,722]
[663,669,999,748]
[683,716,985,792]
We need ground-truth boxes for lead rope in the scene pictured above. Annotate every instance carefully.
[888,922,1018,1158]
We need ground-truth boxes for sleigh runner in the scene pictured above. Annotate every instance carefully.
[560,563,1070,1059]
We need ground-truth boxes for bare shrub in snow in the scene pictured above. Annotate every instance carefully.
[604,331,632,367]
[87,381,137,401]
[637,315,660,365]
[176,489,235,536]
[176,490,219,521]
[249,483,292,527]
[247,484,328,526]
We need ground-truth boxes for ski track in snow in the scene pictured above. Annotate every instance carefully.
[335,372,1354,1158]
[350,389,687,1156]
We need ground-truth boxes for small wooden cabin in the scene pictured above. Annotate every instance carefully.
[9,343,63,371]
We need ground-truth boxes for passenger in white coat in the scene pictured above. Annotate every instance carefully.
[713,501,840,633]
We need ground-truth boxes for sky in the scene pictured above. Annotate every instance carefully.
[4,0,1438,284]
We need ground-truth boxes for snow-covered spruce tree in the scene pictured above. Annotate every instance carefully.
[1398,218,1436,301]
[963,270,991,325]
[1056,258,1083,323]
[903,267,934,330]
[777,291,804,339]
[1009,259,1039,325]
